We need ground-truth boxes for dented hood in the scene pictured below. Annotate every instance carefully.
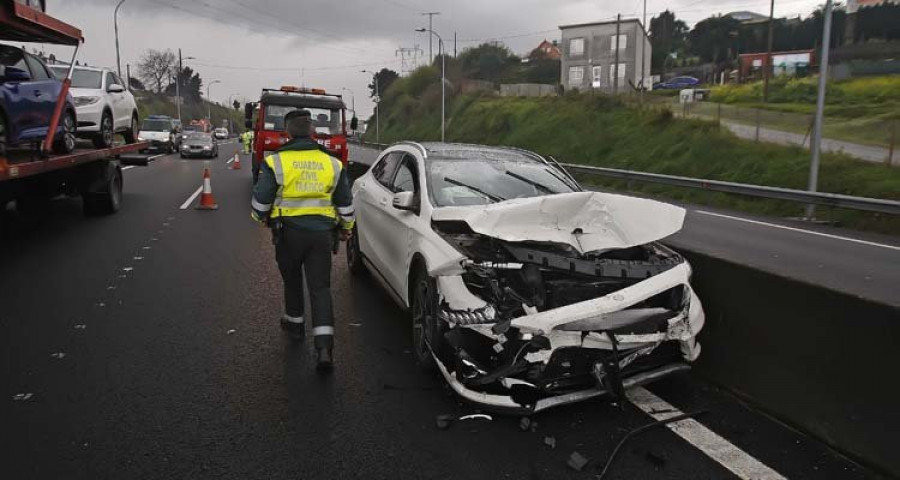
[431,192,685,254]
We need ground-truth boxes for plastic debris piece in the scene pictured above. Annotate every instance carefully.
[349,323,362,327]
[567,451,589,472]
[226,329,236,335]
[12,393,33,401]
[96,302,105,307]
[122,267,133,272]
[142,246,151,250]
[544,436,556,449]
[50,352,66,359]
[492,343,504,353]
[107,286,116,290]
[133,256,144,260]
[530,421,539,432]
[74,324,87,330]
[436,414,455,430]
[459,414,492,422]
[519,417,532,431]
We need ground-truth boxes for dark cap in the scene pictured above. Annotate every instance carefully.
[285,109,312,138]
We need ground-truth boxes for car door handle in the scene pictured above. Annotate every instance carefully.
[379,198,388,206]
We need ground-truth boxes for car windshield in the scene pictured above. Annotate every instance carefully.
[426,150,577,207]
[49,66,102,89]
[141,119,171,132]
[186,133,212,143]
[263,105,342,135]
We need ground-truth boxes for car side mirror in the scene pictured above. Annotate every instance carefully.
[392,191,416,212]
[107,83,125,93]
[1,66,31,82]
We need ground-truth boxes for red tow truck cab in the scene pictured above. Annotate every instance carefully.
[246,86,349,183]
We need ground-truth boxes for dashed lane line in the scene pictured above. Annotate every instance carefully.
[695,210,900,252]
[628,386,787,480]
[179,186,203,210]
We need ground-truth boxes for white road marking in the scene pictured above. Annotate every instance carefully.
[148,154,164,161]
[122,165,135,171]
[628,387,787,480]
[179,186,203,210]
[695,210,900,252]
[226,157,235,164]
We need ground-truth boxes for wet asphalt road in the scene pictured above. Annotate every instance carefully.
[0,143,879,479]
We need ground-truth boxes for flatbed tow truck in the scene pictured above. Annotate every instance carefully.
[0,0,151,215]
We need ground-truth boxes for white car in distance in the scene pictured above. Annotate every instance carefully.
[214,127,228,139]
[49,64,138,148]
[349,142,705,413]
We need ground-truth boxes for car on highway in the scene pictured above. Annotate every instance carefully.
[0,44,77,154]
[179,131,218,158]
[138,115,179,153]
[349,142,705,413]
[214,127,228,139]
[653,76,701,90]
[48,64,138,148]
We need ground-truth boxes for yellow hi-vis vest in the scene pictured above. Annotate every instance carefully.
[265,149,343,220]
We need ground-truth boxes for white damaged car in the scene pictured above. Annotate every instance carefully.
[349,142,704,413]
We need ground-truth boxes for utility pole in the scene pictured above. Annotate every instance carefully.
[176,48,183,125]
[614,14,621,95]
[454,31,457,57]
[640,0,647,106]
[763,0,776,102]
[206,80,221,122]
[126,64,131,90]
[806,0,833,220]
[417,28,446,142]
[114,0,126,80]
[422,12,440,63]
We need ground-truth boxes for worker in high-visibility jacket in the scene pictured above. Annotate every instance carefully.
[250,109,354,371]
[241,130,253,154]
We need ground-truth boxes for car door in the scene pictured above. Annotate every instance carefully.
[379,154,422,294]
[355,151,402,283]
[104,71,125,129]
[19,53,56,140]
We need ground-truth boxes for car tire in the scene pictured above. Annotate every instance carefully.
[92,111,114,149]
[52,110,77,154]
[122,113,138,144]
[346,226,366,276]
[411,264,441,372]
[83,165,123,216]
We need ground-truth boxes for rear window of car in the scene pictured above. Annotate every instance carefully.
[0,45,28,71]
[141,119,171,132]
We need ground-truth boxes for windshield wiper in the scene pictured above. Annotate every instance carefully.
[443,177,505,203]
[505,170,557,194]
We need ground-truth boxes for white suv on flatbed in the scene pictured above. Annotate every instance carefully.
[49,64,138,148]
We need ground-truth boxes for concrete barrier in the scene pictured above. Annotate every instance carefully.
[677,248,900,477]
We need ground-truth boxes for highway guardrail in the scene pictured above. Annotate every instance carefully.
[354,140,900,216]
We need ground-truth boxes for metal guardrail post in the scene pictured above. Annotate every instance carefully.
[888,120,896,167]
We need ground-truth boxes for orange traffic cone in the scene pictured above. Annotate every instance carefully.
[231,153,242,170]
[195,168,218,210]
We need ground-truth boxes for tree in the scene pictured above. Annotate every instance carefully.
[128,77,145,91]
[233,100,241,110]
[458,43,520,83]
[650,10,688,72]
[368,68,399,99]
[688,15,742,65]
[164,66,202,103]
[523,47,560,84]
[137,49,176,93]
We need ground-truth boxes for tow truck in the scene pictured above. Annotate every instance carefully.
[0,0,151,215]
[244,86,356,183]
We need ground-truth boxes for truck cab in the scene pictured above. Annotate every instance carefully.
[245,86,349,183]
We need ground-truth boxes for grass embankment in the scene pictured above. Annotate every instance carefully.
[374,92,900,234]
[708,76,900,147]
[134,92,244,131]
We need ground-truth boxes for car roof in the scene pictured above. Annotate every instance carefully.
[48,64,105,73]
[411,142,547,163]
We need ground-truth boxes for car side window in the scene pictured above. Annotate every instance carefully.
[112,73,124,86]
[391,155,418,194]
[372,152,402,189]
[24,54,49,80]
[105,72,116,89]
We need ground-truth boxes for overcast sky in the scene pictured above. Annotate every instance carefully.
[21,0,822,118]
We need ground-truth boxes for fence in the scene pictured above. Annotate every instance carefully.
[677,101,897,166]
[499,84,557,97]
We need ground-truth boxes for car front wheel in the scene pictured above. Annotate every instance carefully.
[52,110,77,154]
[92,111,113,149]
[347,226,365,275]
[411,265,441,371]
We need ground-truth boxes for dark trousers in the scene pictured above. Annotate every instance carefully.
[275,228,334,348]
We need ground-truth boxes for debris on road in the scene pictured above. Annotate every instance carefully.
[50,352,66,359]
[567,451,589,472]
[459,414,492,422]
[436,414,455,430]
[349,323,362,327]
[122,267,133,272]
[133,256,144,261]
[226,329,236,335]
[12,393,33,401]
[74,324,87,330]
[519,417,531,431]
[543,436,556,449]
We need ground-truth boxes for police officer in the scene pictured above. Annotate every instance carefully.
[250,109,354,370]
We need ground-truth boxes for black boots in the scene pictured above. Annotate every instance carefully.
[280,318,305,341]
[316,347,333,371]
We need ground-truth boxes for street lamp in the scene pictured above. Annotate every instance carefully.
[176,54,196,125]
[207,80,221,123]
[114,0,126,80]
[342,87,356,120]
[227,93,241,134]
[416,27,445,142]
[361,70,379,143]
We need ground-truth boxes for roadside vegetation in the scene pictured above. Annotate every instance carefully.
[369,73,900,234]
[134,92,244,131]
